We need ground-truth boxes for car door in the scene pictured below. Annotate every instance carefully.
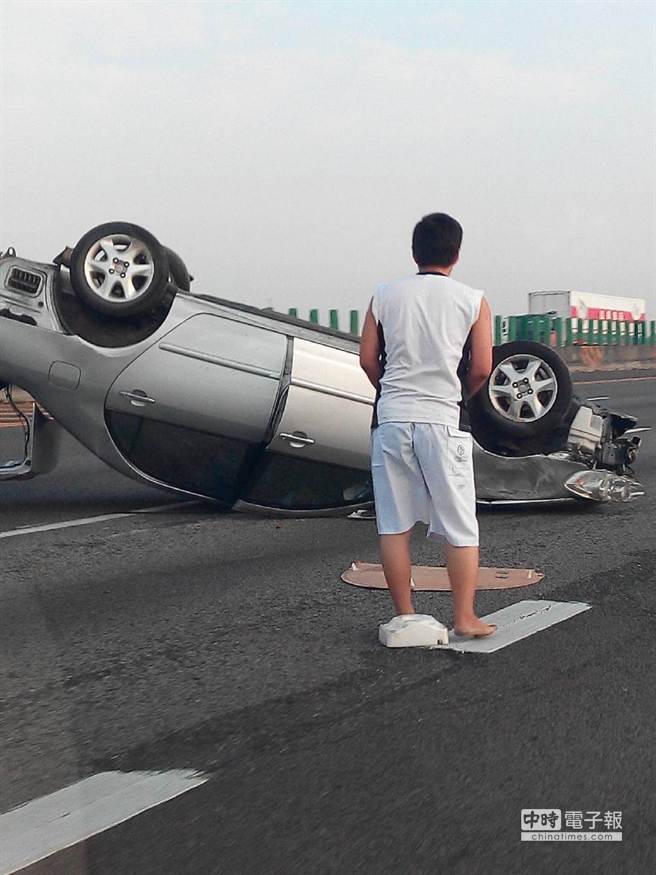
[238,338,375,511]
[105,313,287,503]
[106,314,286,441]
[271,338,374,468]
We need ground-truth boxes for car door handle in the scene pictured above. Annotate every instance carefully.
[119,390,156,407]
[279,431,315,447]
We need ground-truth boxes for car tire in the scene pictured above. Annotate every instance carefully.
[70,222,170,318]
[468,340,573,439]
[164,246,191,292]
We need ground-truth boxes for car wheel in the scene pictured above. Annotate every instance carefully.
[468,340,573,439]
[164,246,191,292]
[69,222,170,318]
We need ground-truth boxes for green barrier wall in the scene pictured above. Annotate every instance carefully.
[286,308,654,346]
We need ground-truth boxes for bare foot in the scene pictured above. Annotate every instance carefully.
[453,619,497,638]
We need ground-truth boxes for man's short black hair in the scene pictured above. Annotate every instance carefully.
[412,213,463,267]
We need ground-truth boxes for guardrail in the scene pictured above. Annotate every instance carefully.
[285,308,654,348]
[0,398,32,429]
[287,308,362,336]
[493,315,655,347]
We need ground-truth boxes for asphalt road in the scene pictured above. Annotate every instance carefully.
[1,374,654,874]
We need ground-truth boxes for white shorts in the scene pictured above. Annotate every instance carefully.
[370,422,479,547]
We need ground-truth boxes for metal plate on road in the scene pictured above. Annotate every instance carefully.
[444,600,591,653]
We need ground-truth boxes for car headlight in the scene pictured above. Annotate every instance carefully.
[565,470,645,502]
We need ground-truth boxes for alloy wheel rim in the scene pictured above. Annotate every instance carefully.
[83,234,155,302]
[488,354,558,422]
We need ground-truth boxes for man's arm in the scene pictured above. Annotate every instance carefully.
[359,300,382,390]
[464,296,493,398]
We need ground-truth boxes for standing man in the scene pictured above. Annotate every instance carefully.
[359,213,495,644]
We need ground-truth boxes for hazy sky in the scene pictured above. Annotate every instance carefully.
[1,0,655,325]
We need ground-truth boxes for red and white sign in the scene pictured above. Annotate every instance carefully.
[569,291,645,322]
[528,290,646,322]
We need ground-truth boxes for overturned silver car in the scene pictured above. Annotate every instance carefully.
[0,222,644,511]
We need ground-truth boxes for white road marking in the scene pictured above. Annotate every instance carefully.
[443,600,590,653]
[0,770,208,875]
[0,513,132,539]
[476,498,571,506]
[573,375,656,385]
[0,501,201,539]
[132,500,202,514]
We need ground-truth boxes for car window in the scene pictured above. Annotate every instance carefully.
[107,411,254,505]
[241,452,373,510]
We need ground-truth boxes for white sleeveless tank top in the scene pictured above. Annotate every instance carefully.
[371,273,484,426]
